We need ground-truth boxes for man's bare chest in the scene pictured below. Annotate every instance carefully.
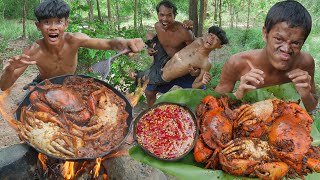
[36,51,77,66]
[158,32,185,46]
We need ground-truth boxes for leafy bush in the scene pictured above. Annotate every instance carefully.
[226,28,264,54]
[67,17,151,94]
[1,0,38,20]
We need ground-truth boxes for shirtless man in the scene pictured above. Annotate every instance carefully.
[215,0,318,112]
[0,0,145,91]
[143,0,205,106]
[147,26,228,88]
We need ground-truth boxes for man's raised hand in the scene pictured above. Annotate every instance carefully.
[3,54,36,71]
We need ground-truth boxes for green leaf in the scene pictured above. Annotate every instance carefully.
[89,49,97,59]
[130,85,320,180]
[130,145,320,180]
[129,145,252,180]
[242,83,301,104]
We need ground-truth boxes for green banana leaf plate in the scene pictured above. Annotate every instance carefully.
[130,83,320,180]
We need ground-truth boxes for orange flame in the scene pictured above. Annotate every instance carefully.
[0,89,20,131]
[0,89,12,120]
[61,161,75,180]
[38,153,48,170]
[92,157,102,178]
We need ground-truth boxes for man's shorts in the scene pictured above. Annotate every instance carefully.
[146,73,197,94]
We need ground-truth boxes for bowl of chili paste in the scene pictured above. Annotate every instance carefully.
[134,102,198,161]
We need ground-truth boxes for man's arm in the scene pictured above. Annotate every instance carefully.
[215,57,241,94]
[192,71,211,88]
[216,55,266,100]
[286,54,318,111]
[183,29,195,45]
[70,33,145,56]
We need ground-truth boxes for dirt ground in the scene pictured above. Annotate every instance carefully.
[0,39,38,148]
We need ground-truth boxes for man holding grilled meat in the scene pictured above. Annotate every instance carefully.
[134,0,212,107]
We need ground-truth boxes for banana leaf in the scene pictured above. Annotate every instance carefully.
[130,83,320,180]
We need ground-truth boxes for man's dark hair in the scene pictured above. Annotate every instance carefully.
[34,0,70,21]
[156,0,178,17]
[264,0,312,39]
[208,26,228,45]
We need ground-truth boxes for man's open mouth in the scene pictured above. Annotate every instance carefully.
[48,34,59,38]
[162,22,169,28]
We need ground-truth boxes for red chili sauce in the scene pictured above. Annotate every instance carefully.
[136,104,196,159]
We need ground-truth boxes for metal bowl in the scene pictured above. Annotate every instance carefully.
[14,74,133,161]
[133,102,199,161]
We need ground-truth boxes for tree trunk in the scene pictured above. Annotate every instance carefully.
[96,0,102,22]
[22,0,27,39]
[107,0,112,21]
[229,2,234,28]
[218,0,222,27]
[198,0,205,36]
[86,0,94,22]
[246,0,251,29]
[214,0,218,23]
[189,0,198,37]
[139,0,143,29]
[134,0,138,29]
[203,0,208,20]
[116,1,120,31]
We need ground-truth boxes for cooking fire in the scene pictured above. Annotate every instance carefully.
[37,153,107,180]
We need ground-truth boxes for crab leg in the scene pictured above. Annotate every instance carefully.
[307,158,320,172]
[193,137,213,163]
[51,141,75,157]
[219,152,259,176]
[255,162,289,180]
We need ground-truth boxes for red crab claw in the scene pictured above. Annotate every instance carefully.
[29,91,57,116]
[196,96,222,117]
[307,158,320,172]
[219,152,259,176]
[87,87,108,114]
[255,162,289,180]
[193,136,213,163]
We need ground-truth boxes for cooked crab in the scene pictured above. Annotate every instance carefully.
[29,79,91,126]
[267,110,319,178]
[233,99,284,139]
[234,99,319,178]
[18,107,81,158]
[193,96,234,168]
[219,137,289,180]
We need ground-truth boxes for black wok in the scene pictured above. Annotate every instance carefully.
[14,74,133,161]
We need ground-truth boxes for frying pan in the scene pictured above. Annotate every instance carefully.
[14,74,133,161]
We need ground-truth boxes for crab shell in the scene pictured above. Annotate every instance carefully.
[233,99,285,139]
[44,87,85,112]
[29,86,92,125]
[268,112,313,177]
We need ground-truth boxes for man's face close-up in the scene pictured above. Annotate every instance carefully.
[203,33,222,49]
[36,17,68,45]
[157,5,175,30]
[264,22,305,71]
